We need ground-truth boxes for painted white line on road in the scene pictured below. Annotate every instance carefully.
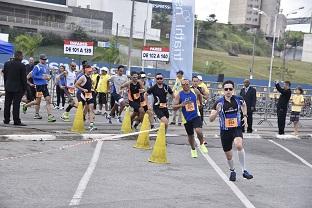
[243,134,261,139]
[69,140,103,206]
[1,134,56,141]
[269,139,312,169]
[196,140,256,208]
[275,134,299,140]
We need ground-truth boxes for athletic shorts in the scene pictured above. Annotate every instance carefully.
[77,92,95,105]
[220,128,243,152]
[184,116,203,136]
[154,107,169,119]
[290,111,300,122]
[129,101,140,112]
[35,84,50,98]
[98,92,108,105]
[111,92,123,105]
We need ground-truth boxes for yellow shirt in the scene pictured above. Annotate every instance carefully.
[91,73,100,90]
[291,94,304,112]
[173,77,183,95]
[97,74,111,93]
[198,82,209,95]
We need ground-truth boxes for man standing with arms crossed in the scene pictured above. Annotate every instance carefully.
[173,79,208,158]
[3,51,27,125]
[209,80,253,181]
[23,54,56,122]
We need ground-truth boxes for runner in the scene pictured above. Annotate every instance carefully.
[91,66,100,114]
[147,73,174,130]
[209,80,253,181]
[120,71,145,129]
[107,65,128,124]
[61,62,77,122]
[54,65,66,110]
[96,67,110,116]
[139,72,155,128]
[192,75,209,122]
[173,79,208,158]
[23,54,56,122]
[75,65,96,131]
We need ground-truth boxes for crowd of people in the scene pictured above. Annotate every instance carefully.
[2,51,308,181]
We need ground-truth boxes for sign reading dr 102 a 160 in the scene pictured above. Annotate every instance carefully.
[64,40,94,56]
[142,46,170,62]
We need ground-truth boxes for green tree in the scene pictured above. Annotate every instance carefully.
[14,34,43,57]
[206,60,226,74]
[152,12,171,38]
[93,39,120,67]
[70,26,90,41]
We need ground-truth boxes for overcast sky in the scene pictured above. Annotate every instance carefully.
[160,0,312,32]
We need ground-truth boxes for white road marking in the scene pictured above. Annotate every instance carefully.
[69,140,103,206]
[1,134,56,141]
[269,139,312,169]
[196,140,256,208]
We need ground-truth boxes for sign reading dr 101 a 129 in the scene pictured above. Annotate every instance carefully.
[64,40,94,56]
[142,46,170,62]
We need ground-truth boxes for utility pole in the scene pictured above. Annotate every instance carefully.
[142,0,150,71]
[310,11,312,33]
[195,15,199,48]
[128,0,135,73]
[115,22,119,48]
[250,30,256,79]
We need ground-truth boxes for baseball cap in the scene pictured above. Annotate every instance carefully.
[197,75,203,81]
[39,54,47,60]
[100,67,109,72]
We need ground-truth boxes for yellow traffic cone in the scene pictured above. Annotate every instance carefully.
[134,113,151,149]
[148,122,168,164]
[71,102,85,133]
[121,107,133,134]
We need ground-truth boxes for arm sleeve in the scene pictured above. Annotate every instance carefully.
[275,83,286,94]
[168,86,173,95]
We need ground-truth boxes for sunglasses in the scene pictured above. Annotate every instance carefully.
[71,65,76,67]
[182,83,189,85]
[224,88,233,91]
[156,77,163,80]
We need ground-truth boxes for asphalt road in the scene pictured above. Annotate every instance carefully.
[0,135,311,208]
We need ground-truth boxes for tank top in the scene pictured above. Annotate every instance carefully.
[81,75,92,93]
[179,90,200,123]
[128,82,141,102]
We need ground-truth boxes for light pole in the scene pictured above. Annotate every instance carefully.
[141,0,150,71]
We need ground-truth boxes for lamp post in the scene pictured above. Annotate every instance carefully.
[141,0,150,71]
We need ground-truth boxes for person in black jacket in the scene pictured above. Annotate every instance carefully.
[3,51,27,125]
[240,79,256,133]
[275,80,291,135]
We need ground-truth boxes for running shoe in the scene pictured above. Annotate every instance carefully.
[170,122,176,125]
[88,123,97,131]
[102,112,108,118]
[59,106,64,110]
[34,114,42,119]
[53,106,59,110]
[150,124,155,129]
[242,170,253,180]
[200,144,208,154]
[22,104,27,114]
[117,116,122,123]
[61,112,70,122]
[107,115,112,124]
[48,115,56,122]
[178,122,182,126]
[229,170,236,181]
[191,149,198,158]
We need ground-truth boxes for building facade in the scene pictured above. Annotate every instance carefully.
[302,34,312,63]
[0,0,112,39]
[68,0,161,41]
[228,0,286,39]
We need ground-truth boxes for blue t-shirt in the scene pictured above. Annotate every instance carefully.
[32,64,49,85]
[179,90,200,123]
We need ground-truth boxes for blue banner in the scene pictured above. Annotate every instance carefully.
[169,0,195,80]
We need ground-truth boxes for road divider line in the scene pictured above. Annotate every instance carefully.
[69,140,103,206]
[196,140,256,208]
[269,139,312,169]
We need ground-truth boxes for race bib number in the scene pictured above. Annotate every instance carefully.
[85,92,92,99]
[133,93,140,100]
[185,102,195,112]
[68,88,75,94]
[159,103,167,108]
[36,91,43,98]
[225,118,238,128]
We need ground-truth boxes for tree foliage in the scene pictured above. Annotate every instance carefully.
[206,60,226,74]
[93,38,120,66]
[14,34,43,57]
[70,26,90,41]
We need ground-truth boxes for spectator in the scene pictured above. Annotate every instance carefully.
[240,79,257,133]
[54,65,66,110]
[3,51,27,125]
[171,70,183,125]
[290,87,304,135]
[275,80,291,135]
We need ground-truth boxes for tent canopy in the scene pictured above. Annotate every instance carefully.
[0,40,14,55]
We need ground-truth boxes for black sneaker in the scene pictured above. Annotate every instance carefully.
[243,170,253,179]
[14,122,27,126]
[170,122,176,125]
[229,170,236,181]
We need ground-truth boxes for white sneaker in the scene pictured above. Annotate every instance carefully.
[59,106,64,110]
[54,106,59,110]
